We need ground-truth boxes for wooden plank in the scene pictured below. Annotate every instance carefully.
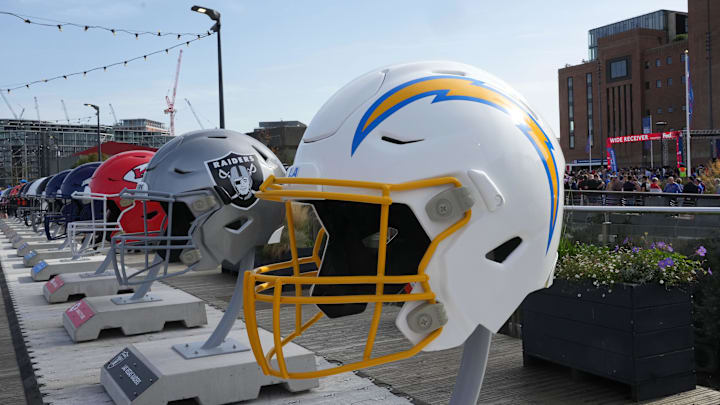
[0,258,39,405]
[168,269,720,405]
[0,250,414,404]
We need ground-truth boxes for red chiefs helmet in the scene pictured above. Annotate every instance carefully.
[87,150,166,236]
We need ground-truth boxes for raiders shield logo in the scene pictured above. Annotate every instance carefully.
[204,152,263,208]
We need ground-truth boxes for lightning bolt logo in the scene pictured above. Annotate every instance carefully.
[353,75,560,252]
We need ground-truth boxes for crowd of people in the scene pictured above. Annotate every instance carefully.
[565,166,720,194]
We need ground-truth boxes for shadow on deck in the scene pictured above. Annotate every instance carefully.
[165,270,720,405]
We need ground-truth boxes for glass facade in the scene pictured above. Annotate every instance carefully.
[610,60,628,79]
[588,10,667,60]
[0,119,172,184]
[586,73,593,149]
[568,77,575,149]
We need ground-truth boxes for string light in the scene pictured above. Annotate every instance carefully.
[1,11,206,39]
[1,32,213,93]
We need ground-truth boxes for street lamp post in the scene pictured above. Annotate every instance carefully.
[191,5,224,129]
[655,121,667,168]
[84,103,101,161]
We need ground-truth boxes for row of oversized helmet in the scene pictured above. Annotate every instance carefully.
[1,61,566,381]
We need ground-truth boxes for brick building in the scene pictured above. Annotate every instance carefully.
[559,2,720,171]
[246,120,306,166]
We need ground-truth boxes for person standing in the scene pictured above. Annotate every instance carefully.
[663,176,683,193]
[623,176,640,191]
[639,176,651,192]
[683,177,699,194]
[649,177,662,192]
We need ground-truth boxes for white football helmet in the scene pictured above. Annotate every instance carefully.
[243,61,565,379]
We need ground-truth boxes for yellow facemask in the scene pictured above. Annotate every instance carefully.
[243,175,471,379]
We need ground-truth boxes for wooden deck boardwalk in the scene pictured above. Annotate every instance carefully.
[1,221,719,405]
[166,270,720,405]
[0,261,29,405]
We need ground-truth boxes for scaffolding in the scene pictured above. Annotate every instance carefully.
[0,119,172,185]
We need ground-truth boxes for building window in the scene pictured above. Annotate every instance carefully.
[657,108,663,114]
[656,58,661,67]
[682,105,686,111]
[656,80,662,88]
[609,58,629,79]
[645,81,650,89]
[666,56,672,65]
[668,106,674,113]
[568,77,574,149]
[645,61,650,69]
[681,75,686,84]
[680,53,685,62]
[667,77,673,86]
[586,73,593,148]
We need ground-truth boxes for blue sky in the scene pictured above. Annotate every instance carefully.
[1,0,687,137]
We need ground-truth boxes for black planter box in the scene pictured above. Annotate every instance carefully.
[522,279,696,401]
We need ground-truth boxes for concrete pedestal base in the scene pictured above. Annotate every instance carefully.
[12,236,46,248]
[100,331,318,405]
[63,289,207,342]
[6,233,37,244]
[30,255,106,281]
[17,241,64,257]
[43,271,135,303]
[23,248,74,267]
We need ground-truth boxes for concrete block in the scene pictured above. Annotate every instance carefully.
[100,330,318,405]
[17,240,65,256]
[23,248,75,267]
[43,271,136,303]
[30,255,108,281]
[63,289,207,342]
[12,236,47,248]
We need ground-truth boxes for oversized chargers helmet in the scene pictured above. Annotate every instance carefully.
[69,150,164,255]
[112,129,285,285]
[30,176,52,230]
[243,61,565,379]
[23,177,48,226]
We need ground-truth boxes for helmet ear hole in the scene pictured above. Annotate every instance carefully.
[252,145,268,161]
[485,237,522,263]
[225,217,248,232]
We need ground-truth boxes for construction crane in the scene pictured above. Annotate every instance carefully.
[18,106,25,119]
[164,49,183,136]
[34,97,40,121]
[185,98,204,129]
[109,103,118,125]
[1,93,17,119]
[60,99,70,123]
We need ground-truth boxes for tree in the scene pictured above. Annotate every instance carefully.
[72,153,111,168]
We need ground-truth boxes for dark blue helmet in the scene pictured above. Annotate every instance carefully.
[59,162,101,200]
[44,170,71,199]
[43,164,100,240]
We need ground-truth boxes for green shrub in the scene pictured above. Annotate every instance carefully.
[555,239,708,287]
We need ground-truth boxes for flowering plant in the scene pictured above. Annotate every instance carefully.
[555,239,709,287]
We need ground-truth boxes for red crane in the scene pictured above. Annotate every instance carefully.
[164,49,183,136]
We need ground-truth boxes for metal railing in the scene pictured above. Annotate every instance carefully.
[565,189,720,208]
